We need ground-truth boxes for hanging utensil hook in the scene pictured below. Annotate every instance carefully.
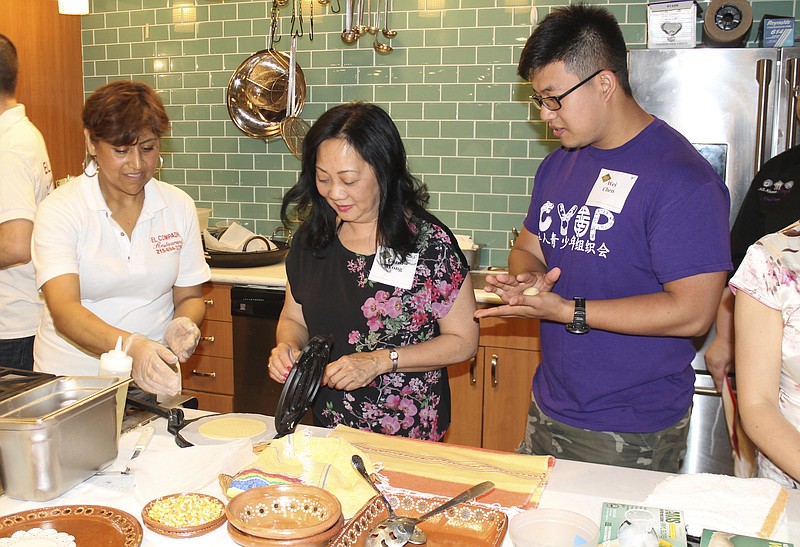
[289,0,304,38]
[322,0,341,13]
[309,0,315,41]
[269,0,281,46]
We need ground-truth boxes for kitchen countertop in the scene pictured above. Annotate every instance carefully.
[209,265,504,304]
[210,264,288,288]
[0,415,796,545]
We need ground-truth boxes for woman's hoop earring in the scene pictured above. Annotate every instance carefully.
[159,155,164,170]
[82,154,98,177]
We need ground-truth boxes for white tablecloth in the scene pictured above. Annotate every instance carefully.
[0,412,796,546]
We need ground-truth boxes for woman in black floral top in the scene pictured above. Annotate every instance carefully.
[269,102,479,440]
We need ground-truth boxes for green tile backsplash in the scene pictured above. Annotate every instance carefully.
[81,0,799,267]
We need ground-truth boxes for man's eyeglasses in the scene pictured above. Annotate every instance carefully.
[530,69,613,111]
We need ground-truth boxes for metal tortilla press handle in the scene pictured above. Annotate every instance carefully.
[242,235,270,251]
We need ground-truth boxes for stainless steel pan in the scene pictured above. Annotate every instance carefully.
[227,2,307,139]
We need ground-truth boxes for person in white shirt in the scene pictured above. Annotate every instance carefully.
[32,80,210,396]
[0,34,53,370]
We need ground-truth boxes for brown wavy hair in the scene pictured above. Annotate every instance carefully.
[82,80,170,146]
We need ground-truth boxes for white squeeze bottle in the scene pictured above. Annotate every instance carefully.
[99,336,133,439]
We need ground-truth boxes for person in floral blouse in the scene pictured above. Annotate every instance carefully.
[731,221,800,487]
[268,102,479,440]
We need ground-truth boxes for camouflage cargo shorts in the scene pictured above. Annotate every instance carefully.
[518,392,691,473]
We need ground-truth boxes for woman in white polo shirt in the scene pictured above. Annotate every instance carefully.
[31,80,210,396]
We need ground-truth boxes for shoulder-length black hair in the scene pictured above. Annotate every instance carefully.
[281,102,429,261]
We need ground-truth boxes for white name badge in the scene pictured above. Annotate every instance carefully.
[368,246,419,290]
[585,168,638,213]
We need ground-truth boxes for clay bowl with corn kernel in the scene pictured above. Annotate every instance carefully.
[225,484,343,544]
[142,492,227,538]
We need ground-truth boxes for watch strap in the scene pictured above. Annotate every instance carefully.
[566,297,590,334]
[389,348,399,373]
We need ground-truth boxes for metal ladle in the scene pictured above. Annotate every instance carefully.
[355,0,368,36]
[365,480,495,547]
[351,455,426,545]
[341,0,357,43]
[366,0,378,34]
[372,0,392,55]
[382,0,397,39]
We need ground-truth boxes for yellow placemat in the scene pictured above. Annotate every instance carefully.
[226,432,377,519]
[328,425,554,509]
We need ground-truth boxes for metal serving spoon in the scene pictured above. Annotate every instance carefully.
[382,0,397,38]
[365,480,495,547]
[341,0,358,43]
[351,455,426,545]
[372,0,392,55]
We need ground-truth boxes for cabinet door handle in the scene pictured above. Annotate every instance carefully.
[200,335,215,343]
[468,357,477,386]
[204,299,214,307]
[491,354,498,387]
[191,370,216,378]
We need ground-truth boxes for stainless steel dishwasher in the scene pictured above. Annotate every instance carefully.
[230,285,292,417]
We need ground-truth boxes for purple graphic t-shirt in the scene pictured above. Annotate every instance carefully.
[524,118,732,433]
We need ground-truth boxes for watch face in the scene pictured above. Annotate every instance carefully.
[566,322,590,335]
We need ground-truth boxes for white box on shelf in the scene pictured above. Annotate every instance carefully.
[647,1,697,48]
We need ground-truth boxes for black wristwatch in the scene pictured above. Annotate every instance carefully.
[565,297,590,334]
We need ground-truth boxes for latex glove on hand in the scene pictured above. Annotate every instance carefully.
[164,316,201,362]
[124,333,181,396]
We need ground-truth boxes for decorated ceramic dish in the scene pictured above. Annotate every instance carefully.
[330,493,508,547]
[0,505,142,547]
[225,484,342,540]
[0,528,76,546]
[141,493,226,538]
[226,515,344,547]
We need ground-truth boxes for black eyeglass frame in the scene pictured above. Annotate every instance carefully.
[529,69,614,111]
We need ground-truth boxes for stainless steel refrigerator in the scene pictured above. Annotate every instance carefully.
[629,47,800,475]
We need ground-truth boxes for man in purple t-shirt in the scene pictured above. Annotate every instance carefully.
[475,5,731,472]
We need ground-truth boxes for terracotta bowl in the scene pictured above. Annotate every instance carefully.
[225,484,342,540]
[227,514,344,546]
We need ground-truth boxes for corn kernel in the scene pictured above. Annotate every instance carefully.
[147,493,224,528]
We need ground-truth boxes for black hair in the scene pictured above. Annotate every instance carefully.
[0,35,18,96]
[517,3,632,96]
[281,102,429,263]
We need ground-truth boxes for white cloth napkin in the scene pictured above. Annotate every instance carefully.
[644,473,789,540]
[203,222,278,252]
[127,437,256,504]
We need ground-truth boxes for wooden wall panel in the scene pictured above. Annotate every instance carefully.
[0,0,85,181]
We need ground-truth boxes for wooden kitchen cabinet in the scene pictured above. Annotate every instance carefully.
[1,0,85,181]
[181,282,235,412]
[444,317,540,452]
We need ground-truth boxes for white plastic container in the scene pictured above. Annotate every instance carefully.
[509,508,599,547]
[98,336,133,438]
[196,207,212,231]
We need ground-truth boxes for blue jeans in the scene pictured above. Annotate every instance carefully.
[0,336,35,371]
